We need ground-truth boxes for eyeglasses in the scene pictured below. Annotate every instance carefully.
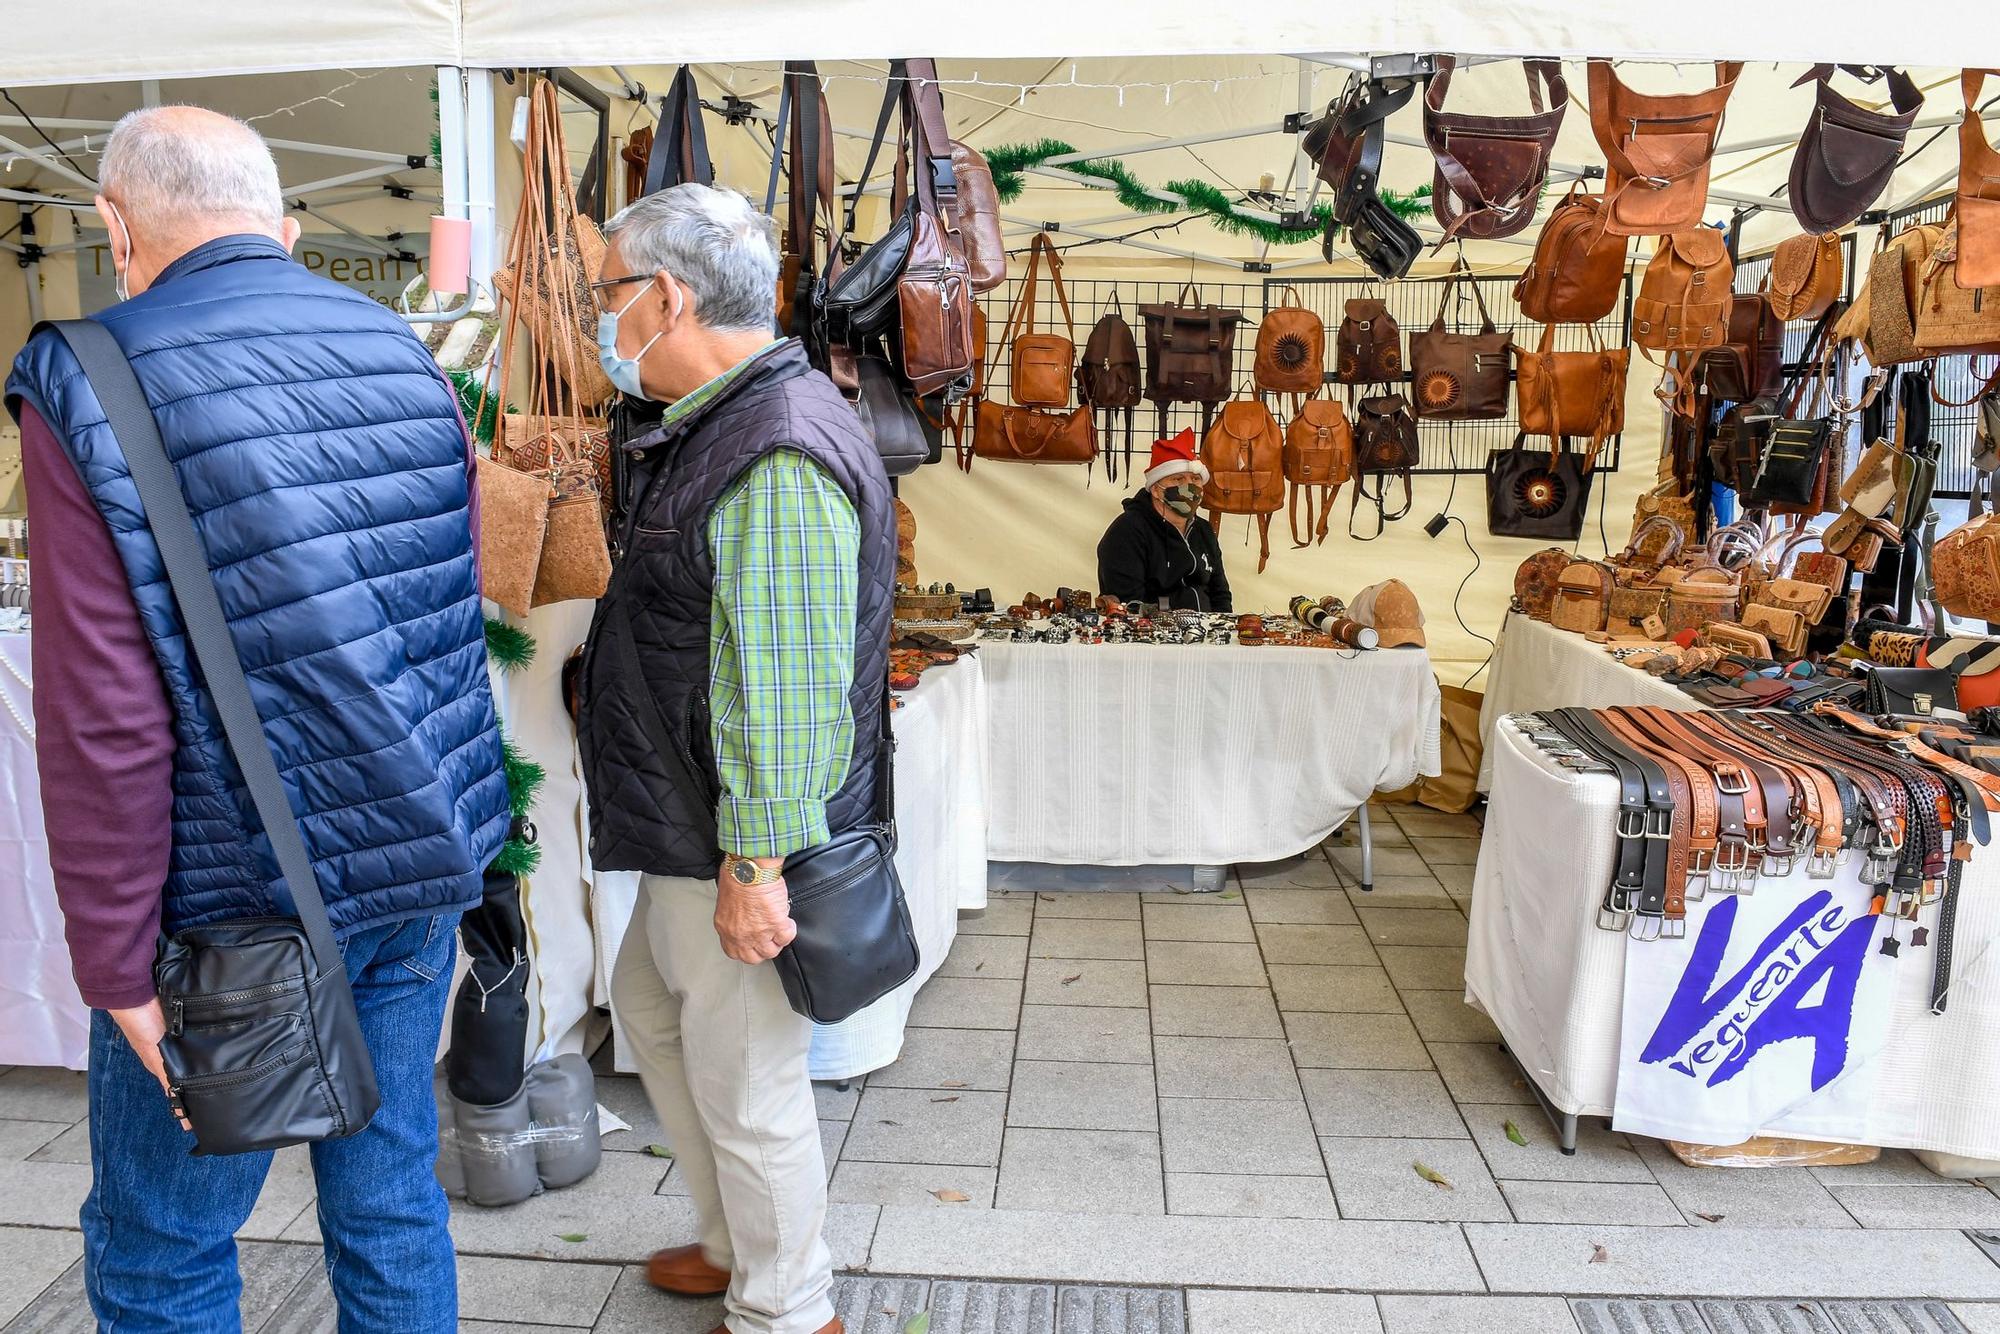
[588,273,648,312]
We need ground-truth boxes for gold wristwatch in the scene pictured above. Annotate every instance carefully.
[722,853,783,887]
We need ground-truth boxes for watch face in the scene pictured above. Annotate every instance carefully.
[730,860,758,885]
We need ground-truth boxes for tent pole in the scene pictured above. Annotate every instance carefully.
[997,212,1240,270]
[0,131,95,192]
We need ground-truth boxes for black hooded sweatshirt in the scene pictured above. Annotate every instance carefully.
[1096,491,1233,613]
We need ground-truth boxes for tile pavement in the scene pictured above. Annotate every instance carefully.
[8,803,2000,1330]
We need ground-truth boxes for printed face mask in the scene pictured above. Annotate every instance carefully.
[1163,483,1201,517]
[596,275,677,398]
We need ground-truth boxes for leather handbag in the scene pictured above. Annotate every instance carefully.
[1422,57,1568,243]
[1957,70,2000,290]
[774,687,920,1025]
[1514,181,1629,324]
[1410,263,1511,420]
[1767,232,1844,322]
[1199,396,1286,572]
[639,65,715,196]
[1486,434,1592,540]
[949,141,1008,294]
[1302,71,1424,279]
[1664,565,1742,636]
[1348,393,1419,539]
[1335,298,1402,385]
[1915,217,2000,357]
[852,354,938,477]
[1552,560,1613,634]
[51,318,379,1156]
[1789,65,1923,235]
[1254,285,1326,397]
[1513,547,1572,621]
[1587,60,1743,237]
[1709,394,1776,490]
[1607,579,1671,633]
[1867,223,1938,366]
[1514,323,1628,456]
[1003,233,1076,408]
[1283,394,1351,548]
[1863,666,1961,718]
[1701,292,1785,404]
[971,397,1096,466]
[1139,284,1243,404]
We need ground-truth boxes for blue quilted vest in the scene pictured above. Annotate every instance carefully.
[7,235,507,937]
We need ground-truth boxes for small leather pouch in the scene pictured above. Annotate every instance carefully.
[1760,577,1835,624]
[1742,602,1809,657]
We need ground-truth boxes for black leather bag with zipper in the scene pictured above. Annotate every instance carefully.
[50,319,379,1156]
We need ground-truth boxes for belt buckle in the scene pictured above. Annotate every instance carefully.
[1661,917,1688,940]
[1646,809,1674,840]
[1683,871,1708,903]
[1618,809,1648,839]
[1631,914,1666,942]
[1596,903,1633,933]
[1714,840,1752,875]
[1862,852,1897,884]
[1762,852,1795,878]
[1808,849,1840,879]
[1714,768,1751,796]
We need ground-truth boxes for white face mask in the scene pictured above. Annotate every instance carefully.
[106,198,134,302]
[595,271,681,399]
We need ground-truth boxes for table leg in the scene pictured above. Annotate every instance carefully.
[1502,1041,1580,1156]
[1356,803,1375,892]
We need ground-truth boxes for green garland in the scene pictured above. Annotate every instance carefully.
[447,368,502,446]
[484,618,537,673]
[982,139,1431,247]
[484,616,545,876]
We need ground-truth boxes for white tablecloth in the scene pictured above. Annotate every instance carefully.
[980,641,1441,865]
[0,633,88,1070]
[601,656,991,1082]
[1465,717,2000,1159]
[1477,612,1699,792]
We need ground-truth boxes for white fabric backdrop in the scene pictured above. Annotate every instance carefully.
[1467,717,2000,1158]
[1476,611,1700,791]
[980,640,1440,865]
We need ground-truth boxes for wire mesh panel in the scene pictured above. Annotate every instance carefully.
[1730,230,1860,387]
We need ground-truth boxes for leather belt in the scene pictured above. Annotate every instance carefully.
[1537,708,1671,934]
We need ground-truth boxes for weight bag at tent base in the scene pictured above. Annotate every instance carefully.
[435,1052,603,1207]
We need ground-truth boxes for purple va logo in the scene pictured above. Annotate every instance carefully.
[1640,890,1878,1092]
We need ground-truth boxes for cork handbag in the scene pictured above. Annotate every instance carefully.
[1551,560,1614,634]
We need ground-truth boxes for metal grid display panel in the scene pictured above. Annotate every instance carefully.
[1730,230,1861,387]
[1878,195,1993,499]
[975,270,1633,476]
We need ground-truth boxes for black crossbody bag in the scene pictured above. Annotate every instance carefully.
[51,319,379,1155]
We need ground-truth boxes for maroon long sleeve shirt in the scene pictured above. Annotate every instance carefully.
[19,400,481,1010]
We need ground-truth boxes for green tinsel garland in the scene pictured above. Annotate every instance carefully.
[982,139,1430,247]
[484,618,537,673]
[447,367,503,446]
[483,617,545,876]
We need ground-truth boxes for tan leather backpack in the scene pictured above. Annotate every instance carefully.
[1201,397,1286,572]
[1514,181,1629,324]
[1254,286,1326,397]
[1767,232,1843,322]
[1282,395,1352,548]
[1631,228,1733,414]
[1587,60,1744,237]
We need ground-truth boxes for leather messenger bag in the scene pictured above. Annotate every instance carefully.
[1423,56,1569,243]
[1587,59,1743,237]
[1788,66,1923,236]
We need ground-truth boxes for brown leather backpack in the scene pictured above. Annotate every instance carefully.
[1349,394,1420,539]
[1514,182,1629,324]
[1789,66,1923,236]
[1422,57,1569,242]
[1702,293,1786,403]
[1200,397,1286,572]
[1587,60,1743,237]
[1254,286,1325,397]
[1767,232,1843,322]
[1283,395,1351,548]
[1140,284,1244,405]
[1078,294,1143,481]
[1335,299,1402,385]
[1409,264,1511,420]
[1001,233,1075,408]
[1632,228,1733,413]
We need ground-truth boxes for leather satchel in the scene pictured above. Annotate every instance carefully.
[1486,434,1593,541]
[1701,292,1785,404]
[1140,284,1244,404]
[1336,298,1402,385]
[1789,66,1923,236]
[1514,323,1627,457]
[971,398,1096,466]
[1254,285,1326,397]
[1283,395,1351,548]
[1514,181,1629,324]
[1767,232,1844,322]
[1302,72,1424,279]
[1514,547,1573,621]
[1348,393,1419,539]
[1004,233,1076,408]
[1957,70,2000,290]
[1423,57,1569,243]
[1410,262,1510,420]
[1587,60,1743,237]
[1863,666,1961,718]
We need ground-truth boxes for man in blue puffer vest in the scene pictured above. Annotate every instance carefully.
[7,106,506,1331]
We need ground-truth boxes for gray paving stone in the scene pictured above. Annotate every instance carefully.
[1955,1303,2000,1334]
[829,1160,999,1209]
[1322,1136,1511,1222]
[1633,1139,1857,1229]
[1165,1172,1338,1220]
[24,1121,89,1166]
[1397,990,1502,1042]
[456,1253,616,1327]
[1148,985,1282,1040]
[0,1120,66,1162]
[927,1279,1058,1334]
[0,1255,92,1333]
[1008,1061,1157,1133]
[817,1079,864,1121]
[1500,1180,1686,1225]
[249,1253,341,1334]
[1185,1289,1382,1334]
[1029,892,1143,920]
[1283,1011,1431,1070]
[1467,1108,1652,1183]
[1235,854,1342,889]
[0,1226,83,1325]
[1154,1037,1300,1100]
[589,1264,723,1333]
[1300,1069,1468,1139]
[240,1144,319,1241]
[872,1026,1017,1091]
[1467,1223,2000,1298]
[0,1068,87,1123]
[1378,1295,1578,1333]
[938,932,1032,980]
[1355,906,1468,948]
[1408,836,1483,866]
[1429,1041,1531,1103]
[844,1087,1008,1167]
[1144,941,1266,987]
[442,1151,679,1260]
[1054,1285,1184,1333]
[832,1275,930,1334]
[1254,923,1376,966]
[1348,875,1455,907]
[1016,1005,1153,1064]
[997,1129,1165,1215]
[462,1322,589,1332]
[907,976,1026,1031]
[1331,845,1432,881]
[822,1117,851,1174]
[1159,1097,1324,1177]
[0,1159,90,1228]
[1140,903,1255,943]
[1030,917,1146,961]
[959,899,1036,936]
[1432,863,1477,895]
[1826,1182,2000,1228]
[1025,959,1149,1008]
[1267,964,1402,1014]
[867,1207,1485,1291]
[1809,1148,1955,1186]
[1242,888,1358,926]
[1394,809,1484,838]
[1375,945,1469,990]
[1141,887,1244,905]
[592,1073,666,1152]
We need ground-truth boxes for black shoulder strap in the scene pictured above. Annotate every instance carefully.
[46,319,346,976]
[643,65,714,196]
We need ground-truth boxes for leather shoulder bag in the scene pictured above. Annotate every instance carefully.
[1788,65,1922,236]
[51,318,379,1156]
[1957,69,2000,290]
[1514,322,1628,459]
[1410,261,1511,420]
[1514,181,1629,324]
[1915,217,2000,357]
[1302,72,1423,278]
[1587,59,1743,237]
[1423,56,1569,243]
[1003,232,1076,408]
[640,65,715,196]
[1701,291,1785,405]
[1487,433,1593,541]
[1767,232,1844,322]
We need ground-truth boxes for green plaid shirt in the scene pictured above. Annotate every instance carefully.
[663,347,859,858]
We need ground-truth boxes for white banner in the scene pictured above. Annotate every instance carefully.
[1613,863,1902,1146]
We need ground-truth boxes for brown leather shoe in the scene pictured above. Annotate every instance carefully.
[645,1243,730,1296]
[704,1322,842,1334]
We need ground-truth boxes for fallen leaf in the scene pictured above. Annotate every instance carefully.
[1061,973,1083,986]
[1038,893,1056,902]
[1693,1211,1725,1223]
[879,1119,903,1127]
[975,961,986,972]
[1413,1160,1454,1190]
[930,1096,960,1104]
[1588,1244,1610,1264]
[930,1188,971,1203]
[644,1144,674,1159]
[1217,890,1241,901]
[557,1232,588,1243]
[939,1080,968,1089]
[903,1314,932,1334]
[1504,1120,1529,1147]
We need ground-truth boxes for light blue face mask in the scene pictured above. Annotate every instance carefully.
[596,278,672,398]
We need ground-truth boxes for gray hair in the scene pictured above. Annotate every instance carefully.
[605,184,779,334]
[99,106,285,235]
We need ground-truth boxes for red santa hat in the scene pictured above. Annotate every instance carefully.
[1143,428,1209,488]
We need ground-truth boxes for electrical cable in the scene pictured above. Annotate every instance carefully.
[1,89,95,183]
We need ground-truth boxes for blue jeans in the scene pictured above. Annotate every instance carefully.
[81,912,461,1333]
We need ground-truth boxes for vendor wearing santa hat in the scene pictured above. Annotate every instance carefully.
[1096,427,1234,613]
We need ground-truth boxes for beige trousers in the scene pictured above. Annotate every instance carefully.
[611,874,834,1334]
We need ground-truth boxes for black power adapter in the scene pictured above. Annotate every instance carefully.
[1423,512,1450,539]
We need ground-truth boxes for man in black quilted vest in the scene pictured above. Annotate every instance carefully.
[579,183,892,1334]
